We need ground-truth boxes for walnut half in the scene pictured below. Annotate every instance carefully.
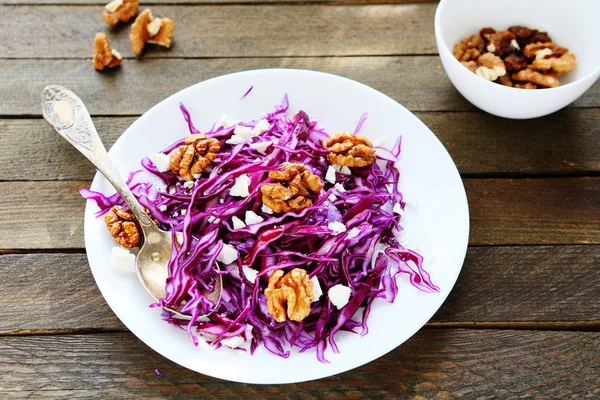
[104,206,141,248]
[265,268,314,322]
[102,0,139,26]
[170,133,221,181]
[260,163,324,214]
[130,9,175,56]
[92,33,122,71]
[323,132,376,167]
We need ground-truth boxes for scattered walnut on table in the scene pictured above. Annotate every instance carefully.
[130,9,175,56]
[453,35,483,62]
[102,0,139,26]
[170,133,221,181]
[265,268,314,322]
[92,33,122,71]
[322,132,376,168]
[104,206,141,248]
[512,68,559,88]
[261,163,324,214]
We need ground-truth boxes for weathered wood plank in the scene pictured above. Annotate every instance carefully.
[1,246,598,332]
[1,0,438,4]
[1,178,598,250]
[3,109,600,181]
[466,177,600,246]
[0,4,436,58]
[2,58,598,116]
[0,330,598,398]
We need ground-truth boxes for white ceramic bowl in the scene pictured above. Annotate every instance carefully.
[435,0,600,119]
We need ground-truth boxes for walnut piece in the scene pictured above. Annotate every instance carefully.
[92,33,122,71]
[503,53,528,72]
[512,68,559,88]
[453,35,483,62]
[323,132,376,167]
[261,163,324,214]
[475,53,506,81]
[532,52,576,75]
[104,206,141,248]
[102,0,138,26]
[489,30,516,57]
[523,42,568,59]
[461,60,478,73]
[498,74,513,87]
[170,133,221,181]
[265,268,314,322]
[514,82,537,90]
[130,9,175,56]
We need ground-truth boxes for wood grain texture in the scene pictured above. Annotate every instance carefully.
[1,330,598,398]
[0,4,436,58]
[0,0,438,4]
[466,177,600,245]
[0,178,598,250]
[1,246,599,333]
[3,109,600,181]
[2,59,599,117]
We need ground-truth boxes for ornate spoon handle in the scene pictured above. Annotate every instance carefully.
[41,85,156,232]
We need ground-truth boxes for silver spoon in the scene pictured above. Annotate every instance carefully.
[41,85,221,320]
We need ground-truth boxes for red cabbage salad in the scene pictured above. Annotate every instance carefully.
[82,95,439,362]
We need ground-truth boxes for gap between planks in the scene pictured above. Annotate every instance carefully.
[2,321,598,336]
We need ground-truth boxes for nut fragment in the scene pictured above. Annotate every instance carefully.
[265,268,314,322]
[322,132,376,167]
[514,82,537,89]
[92,33,122,71]
[261,163,324,214]
[130,9,175,56]
[102,0,138,26]
[512,68,559,88]
[104,206,141,248]
[489,30,516,57]
[475,53,506,81]
[532,52,576,75]
[461,60,478,73]
[523,42,568,59]
[503,53,528,72]
[170,133,221,181]
[453,35,483,62]
[498,74,513,87]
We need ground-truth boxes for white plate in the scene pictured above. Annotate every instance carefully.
[84,69,469,384]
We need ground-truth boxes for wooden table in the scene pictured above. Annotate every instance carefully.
[1,0,599,397]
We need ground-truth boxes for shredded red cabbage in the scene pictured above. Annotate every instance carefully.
[82,95,439,362]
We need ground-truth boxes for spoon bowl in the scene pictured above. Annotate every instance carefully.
[41,85,221,320]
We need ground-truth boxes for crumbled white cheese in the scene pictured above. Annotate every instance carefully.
[242,266,259,282]
[207,215,215,223]
[261,204,273,215]
[180,209,186,216]
[510,39,520,50]
[221,335,246,349]
[328,193,338,202]
[193,173,201,179]
[158,204,167,212]
[249,141,272,155]
[325,165,337,184]
[217,244,238,265]
[220,114,239,128]
[339,166,351,175]
[334,183,346,193]
[393,202,403,215]
[175,231,184,244]
[105,0,122,13]
[226,125,253,145]
[110,49,122,60]
[328,284,351,309]
[311,276,323,302]
[110,246,136,272]
[231,216,246,229]
[229,174,251,197]
[147,17,162,38]
[346,227,361,240]
[220,198,225,204]
[172,211,179,217]
[148,153,171,172]
[328,221,347,235]
[245,210,264,226]
[183,181,194,189]
[251,119,270,136]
